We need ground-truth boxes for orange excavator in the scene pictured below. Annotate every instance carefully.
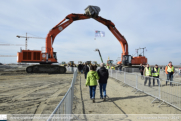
[17,6,147,73]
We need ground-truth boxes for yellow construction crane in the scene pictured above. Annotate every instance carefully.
[16,33,45,50]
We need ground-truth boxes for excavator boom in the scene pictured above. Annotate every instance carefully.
[17,5,147,73]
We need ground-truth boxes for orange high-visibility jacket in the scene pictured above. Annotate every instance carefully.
[165,65,174,74]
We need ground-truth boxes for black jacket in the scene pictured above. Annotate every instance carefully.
[139,66,144,72]
[78,64,83,71]
[83,65,89,73]
[97,67,109,83]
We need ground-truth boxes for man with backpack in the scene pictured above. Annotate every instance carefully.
[97,63,109,101]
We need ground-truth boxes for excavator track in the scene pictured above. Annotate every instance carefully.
[26,65,66,74]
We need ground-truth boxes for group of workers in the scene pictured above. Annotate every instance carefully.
[106,65,117,70]
[140,61,174,86]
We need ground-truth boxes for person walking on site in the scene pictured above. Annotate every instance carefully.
[165,61,174,86]
[143,64,152,87]
[152,64,160,86]
[139,63,144,80]
[86,66,99,103]
[97,63,109,101]
[78,63,82,74]
[83,63,89,79]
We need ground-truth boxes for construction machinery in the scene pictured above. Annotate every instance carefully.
[60,61,67,67]
[85,61,91,66]
[107,60,114,66]
[17,5,147,73]
[92,61,99,67]
[78,61,82,64]
[95,49,104,63]
[68,61,76,67]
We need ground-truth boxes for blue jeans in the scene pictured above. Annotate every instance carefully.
[144,77,151,86]
[81,70,83,74]
[153,76,159,86]
[166,73,173,85]
[99,83,107,98]
[89,86,96,99]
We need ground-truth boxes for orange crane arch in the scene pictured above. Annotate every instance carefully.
[46,14,128,62]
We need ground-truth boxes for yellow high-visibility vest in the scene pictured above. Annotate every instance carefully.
[145,67,151,76]
[111,66,115,70]
[152,68,160,77]
[167,66,174,72]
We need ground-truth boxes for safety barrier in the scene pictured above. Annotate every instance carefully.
[66,67,77,73]
[47,67,77,121]
[109,69,181,111]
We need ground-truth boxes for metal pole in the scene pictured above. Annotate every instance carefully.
[111,69,112,77]
[159,79,161,100]
[136,75,138,89]
[116,71,117,80]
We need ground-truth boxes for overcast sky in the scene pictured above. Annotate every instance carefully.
[0,0,181,65]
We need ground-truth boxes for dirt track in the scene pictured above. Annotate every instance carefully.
[73,74,181,120]
[0,67,74,115]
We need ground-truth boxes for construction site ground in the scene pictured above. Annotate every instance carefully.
[0,65,181,121]
[0,66,74,116]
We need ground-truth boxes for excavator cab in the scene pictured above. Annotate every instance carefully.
[69,61,74,65]
[107,60,114,66]
[122,55,132,66]
[53,52,57,60]
[62,61,66,64]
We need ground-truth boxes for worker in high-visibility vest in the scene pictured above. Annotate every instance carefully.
[152,64,160,86]
[106,64,110,69]
[143,64,152,87]
[111,66,115,70]
[165,61,174,86]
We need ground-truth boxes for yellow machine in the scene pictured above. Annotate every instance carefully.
[68,61,76,67]
[107,57,116,69]
[60,61,67,67]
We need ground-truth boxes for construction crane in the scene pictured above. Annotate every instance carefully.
[16,33,45,50]
[95,49,104,63]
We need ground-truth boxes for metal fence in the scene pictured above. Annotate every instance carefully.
[66,67,77,73]
[109,69,181,111]
[47,67,77,121]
